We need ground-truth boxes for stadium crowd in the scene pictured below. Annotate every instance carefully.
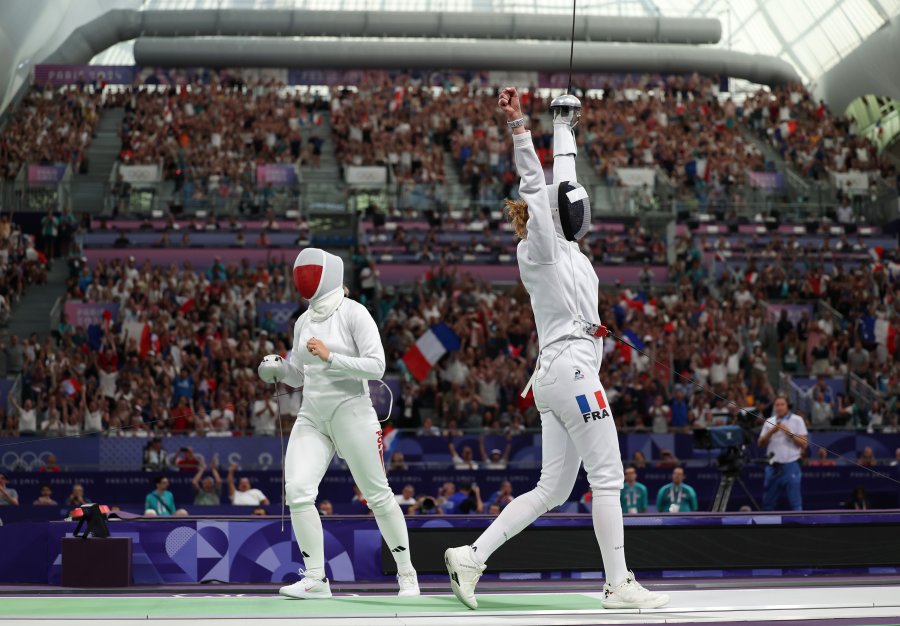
[0,85,101,180]
[0,215,897,442]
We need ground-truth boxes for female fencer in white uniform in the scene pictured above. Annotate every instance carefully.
[445,88,668,610]
[258,248,419,598]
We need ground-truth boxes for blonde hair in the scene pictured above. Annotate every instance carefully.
[505,198,529,240]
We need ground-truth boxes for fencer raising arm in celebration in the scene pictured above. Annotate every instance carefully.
[258,248,419,599]
[445,88,668,611]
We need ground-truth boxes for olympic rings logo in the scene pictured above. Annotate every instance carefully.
[1,451,54,471]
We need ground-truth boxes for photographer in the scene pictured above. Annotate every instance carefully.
[758,395,808,511]
[408,494,444,516]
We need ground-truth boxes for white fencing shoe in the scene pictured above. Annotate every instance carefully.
[445,546,485,610]
[397,570,420,597]
[279,573,332,599]
[601,572,669,609]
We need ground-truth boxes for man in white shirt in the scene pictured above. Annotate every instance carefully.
[251,389,278,436]
[11,397,37,435]
[227,464,270,506]
[758,395,808,511]
[395,484,417,507]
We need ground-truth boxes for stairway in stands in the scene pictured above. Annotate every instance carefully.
[0,262,68,374]
[70,108,124,214]
[300,113,342,210]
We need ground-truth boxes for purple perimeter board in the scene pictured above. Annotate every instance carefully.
[1,512,899,585]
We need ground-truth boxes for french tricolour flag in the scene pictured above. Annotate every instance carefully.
[402,322,461,382]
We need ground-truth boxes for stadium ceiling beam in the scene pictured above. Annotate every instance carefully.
[754,0,814,82]
[132,37,801,85]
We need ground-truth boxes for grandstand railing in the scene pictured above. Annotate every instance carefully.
[783,373,813,418]
[6,163,72,212]
[848,373,880,413]
[817,299,846,334]
[89,176,895,224]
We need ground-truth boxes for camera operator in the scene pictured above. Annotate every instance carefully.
[408,494,444,516]
[757,395,808,511]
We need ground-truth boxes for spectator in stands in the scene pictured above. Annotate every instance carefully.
[318,500,333,516]
[454,482,484,514]
[810,391,834,429]
[631,450,647,469]
[844,486,870,510]
[2,336,25,376]
[890,448,900,467]
[33,484,58,506]
[857,446,878,467]
[66,483,90,509]
[449,441,479,470]
[620,466,648,514]
[669,388,690,433]
[39,454,61,472]
[227,464,270,506]
[395,484,417,508]
[486,481,514,511]
[806,448,836,467]
[173,447,201,473]
[437,482,460,514]
[655,468,698,513]
[192,463,223,506]
[144,476,188,517]
[656,449,680,469]
[142,439,168,472]
[0,474,18,506]
[387,452,408,473]
[846,338,870,377]
[648,395,671,434]
[416,416,441,437]
[9,396,37,436]
[479,434,512,470]
[251,388,278,436]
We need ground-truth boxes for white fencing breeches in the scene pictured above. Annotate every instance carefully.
[472,341,628,585]
[284,395,413,578]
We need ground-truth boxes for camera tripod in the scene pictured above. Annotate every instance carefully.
[711,447,761,512]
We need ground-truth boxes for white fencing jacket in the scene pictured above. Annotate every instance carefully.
[514,130,602,378]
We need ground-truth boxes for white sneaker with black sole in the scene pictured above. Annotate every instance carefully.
[397,570,420,597]
[279,573,332,599]
[444,546,486,610]
[601,571,669,609]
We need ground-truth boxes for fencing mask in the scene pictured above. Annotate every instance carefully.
[293,248,344,321]
[547,181,592,241]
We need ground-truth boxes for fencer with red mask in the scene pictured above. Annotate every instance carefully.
[258,248,418,598]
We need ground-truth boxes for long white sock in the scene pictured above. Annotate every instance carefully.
[290,506,326,579]
[592,489,628,587]
[471,490,547,565]
[372,500,415,574]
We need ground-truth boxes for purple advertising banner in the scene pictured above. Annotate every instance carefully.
[749,171,785,190]
[537,72,667,90]
[256,164,299,188]
[288,69,491,87]
[256,302,298,333]
[26,164,67,186]
[63,302,119,328]
[35,64,136,85]
[766,303,814,325]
